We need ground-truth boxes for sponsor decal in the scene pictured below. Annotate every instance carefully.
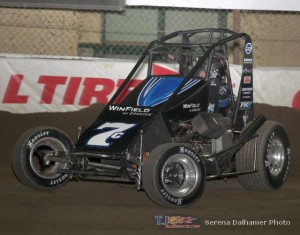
[209,70,218,79]
[242,86,253,99]
[243,58,253,64]
[243,110,250,126]
[155,215,200,229]
[242,68,253,74]
[243,76,252,84]
[179,146,201,163]
[240,101,253,110]
[27,131,50,149]
[50,174,68,186]
[183,103,201,112]
[210,78,217,86]
[245,42,252,55]
[160,189,183,206]
[86,122,137,147]
[183,103,200,109]
[242,87,253,92]
[108,105,153,116]
[208,103,215,113]
[219,86,227,95]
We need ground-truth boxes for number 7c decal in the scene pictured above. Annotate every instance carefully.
[87,122,137,147]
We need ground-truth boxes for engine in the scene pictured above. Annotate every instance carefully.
[171,112,233,174]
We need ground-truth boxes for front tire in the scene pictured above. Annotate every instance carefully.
[142,143,206,208]
[12,127,73,190]
[236,121,291,190]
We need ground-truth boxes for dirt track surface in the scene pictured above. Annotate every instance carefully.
[0,104,299,235]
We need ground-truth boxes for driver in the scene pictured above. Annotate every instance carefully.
[196,55,226,80]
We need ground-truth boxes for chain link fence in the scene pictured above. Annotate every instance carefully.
[0,6,299,67]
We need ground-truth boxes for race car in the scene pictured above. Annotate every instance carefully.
[12,28,291,208]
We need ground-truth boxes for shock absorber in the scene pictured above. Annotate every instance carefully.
[135,130,143,191]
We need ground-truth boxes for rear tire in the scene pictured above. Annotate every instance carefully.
[12,127,73,190]
[142,143,206,208]
[236,121,291,190]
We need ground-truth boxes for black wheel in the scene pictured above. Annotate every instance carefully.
[142,143,206,208]
[12,127,73,190]
[236,121,291,190]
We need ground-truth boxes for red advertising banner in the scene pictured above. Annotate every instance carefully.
[0,54,299,113]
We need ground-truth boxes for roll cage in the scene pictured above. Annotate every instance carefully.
[107,28,253,131]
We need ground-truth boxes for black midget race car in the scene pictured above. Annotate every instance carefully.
[12,28,291,208]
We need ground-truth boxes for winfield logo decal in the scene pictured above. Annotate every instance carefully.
[108,105,153,116]
[155,215,200,229]
[109,105,151,113]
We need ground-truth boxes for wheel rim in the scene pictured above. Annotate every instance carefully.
[161,154,199,197]
[29,137,68,179]
[266,137,285,176]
